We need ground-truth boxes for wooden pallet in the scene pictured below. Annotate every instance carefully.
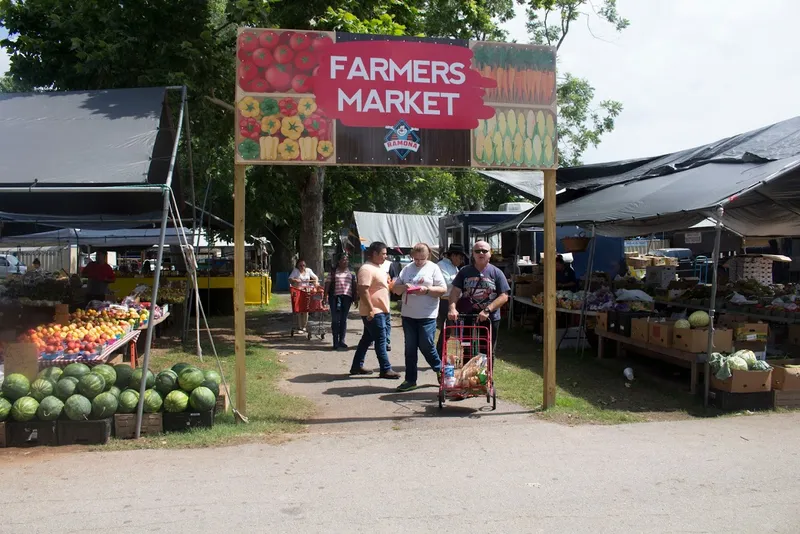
[773,389,800,409]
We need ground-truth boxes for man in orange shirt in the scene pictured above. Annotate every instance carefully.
[349,241,400,379]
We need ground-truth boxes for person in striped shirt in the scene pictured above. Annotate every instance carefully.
[324,252,358,351]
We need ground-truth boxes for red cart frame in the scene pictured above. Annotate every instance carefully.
[290,285,329,340]
[438,316,496,410]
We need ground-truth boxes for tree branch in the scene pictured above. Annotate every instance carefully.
[556,5,576,50]
[543,8,552,46]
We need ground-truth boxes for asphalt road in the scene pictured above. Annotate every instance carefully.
[2,412,799,533]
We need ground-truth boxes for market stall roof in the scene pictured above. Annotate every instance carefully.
[475,170,547,200]
[0,228,233,248]
[0,87,182,218]
[352,211,439,249]
[511,116,800,237]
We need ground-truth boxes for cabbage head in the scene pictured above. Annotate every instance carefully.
[750,360,771,371]
[733,350,757,369]
[727,356,748,371]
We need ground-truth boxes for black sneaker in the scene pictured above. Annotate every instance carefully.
[396,381,418,392]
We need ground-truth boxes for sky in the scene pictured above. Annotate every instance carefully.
[1,0,799,164]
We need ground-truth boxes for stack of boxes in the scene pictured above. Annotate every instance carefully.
[727,256,774,285]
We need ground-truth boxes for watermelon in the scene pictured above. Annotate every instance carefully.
[30,378,55,402]
[130,368,155,390]
[37,396,64,421]
[201,379,220,398]
[92,365,117,390]
[62,362,91,379]
[189,386,216,412]
[0,397,12,421]
[64,394,92,421]
[114,364,133,389]
[11,396,39,422]
[77,373,106,399]
[143,389,163,413]
[178,367,205,393]
[91,392,118,419]
[118,389,140,413]
[108,386,122,399]
[171,362,192,375]
[38,367,63,382]
[155,370,179,396]
[2,373,31,401]
[55,376,79,400]
[164,390,189,413]
[203,369,222,386]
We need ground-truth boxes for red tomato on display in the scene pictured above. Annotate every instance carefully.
[266,64,293,92]
[291,74,312,93]
[237,47,254,63]
[310,34,333,52]
[289,32,312,51]
[251,48,273,68]
[258,30,279,49]
[273,44,295,64]
[246,78,271,93]
[238,61,259,85]
[238,31,259,52]
[293,51,317,71]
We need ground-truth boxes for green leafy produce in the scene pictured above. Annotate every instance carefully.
[728,356,748,371]
[674,319,691,329]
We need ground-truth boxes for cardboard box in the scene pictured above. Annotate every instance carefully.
[645,266,677,289]
[627,256,650,270]
[710,369,772,393]
[673,327,734,353]
[596,311,609,332]
[649,320,676,348]
[215,390,230,414]
[4,343,40,382]
[630,317,650,343]
[114,413,163,439]
[733,323,769,342]
[769,359,800,391]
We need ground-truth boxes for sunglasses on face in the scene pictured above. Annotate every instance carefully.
[473,249,489,254]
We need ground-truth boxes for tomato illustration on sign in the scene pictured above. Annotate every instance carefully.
[310,34,333,52]
[273,44,294,64]
[266,64,293,92]
[289,32,311,51]
[291,74,312,93]
[293,51,317,72]
[258,30,279,49]
[251,48,273,68]
[238,31,259,52]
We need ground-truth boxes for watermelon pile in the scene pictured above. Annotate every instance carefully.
[0,362,224,427]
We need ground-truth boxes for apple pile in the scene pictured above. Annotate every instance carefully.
[16,306,150,357]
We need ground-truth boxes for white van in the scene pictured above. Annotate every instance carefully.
[0,254,27,277]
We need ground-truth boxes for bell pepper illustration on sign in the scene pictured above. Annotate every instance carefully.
[384,120,420,160]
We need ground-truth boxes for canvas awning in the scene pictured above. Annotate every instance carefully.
[0,228,233,248]
[508,116,800,237]
[475,170,547,200]
[352,211,439,249]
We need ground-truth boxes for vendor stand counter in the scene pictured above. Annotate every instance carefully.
[38,330,141,370]
[513,296,597,349]
[110,275,272,306]
[594,328,707,395]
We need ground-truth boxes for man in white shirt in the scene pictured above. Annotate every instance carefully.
[435,244,466,357]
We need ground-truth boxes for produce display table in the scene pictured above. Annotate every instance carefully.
[137,312,170,331]
[594,328,707,395]
[654,299,800,325]
[513,296,598,349]
[38,330,141,370]
[109,275,271,306]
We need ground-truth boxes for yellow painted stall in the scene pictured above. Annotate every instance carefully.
[110,275,271,306]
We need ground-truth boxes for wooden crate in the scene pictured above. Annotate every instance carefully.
[163,411,214,432]
[57,418,112,445]
[773,390,800,409]
[7,421,58,447]
[0,422,6,448]
[113,413,163,439]
[215,390,230,415]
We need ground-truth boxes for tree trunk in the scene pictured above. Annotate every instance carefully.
[298,167,325,275]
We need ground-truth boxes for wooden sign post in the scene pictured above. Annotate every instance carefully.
[233,164,247,418]
[542,169,557,409]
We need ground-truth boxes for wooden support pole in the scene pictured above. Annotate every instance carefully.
[542,169,557,409]
[233,164,247,418]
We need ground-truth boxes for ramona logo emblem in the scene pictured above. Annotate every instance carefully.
[384,120,420,160]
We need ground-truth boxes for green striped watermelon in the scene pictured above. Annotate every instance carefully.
[30,378,54,402]
[92,365,117,390]
[62,362,91,380]
[11,396,39,422]
[129,368,155,390]
[155,370,178,396]
[108,386,121,399]
[178,368,205,393]
[201,379,220,398]
[171,362,192,375]
[37,396,64,421]
[118,389,139,413]
[78,373,106,399]
[38,367,63,383]
[2,373,31,401]
[143,389,163,413]
[189,386,216,412]
[164,390,189,412]
[114,364,133,389]
[55,376,79,400]
[0,397,12,421]
[91,392,118,419]
[203,369,222,386]
[64,394,92,420]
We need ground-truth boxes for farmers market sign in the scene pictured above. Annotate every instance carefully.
[235,29,557,169]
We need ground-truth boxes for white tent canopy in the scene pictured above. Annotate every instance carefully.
[0,228,232,248]
[352,211,439,250]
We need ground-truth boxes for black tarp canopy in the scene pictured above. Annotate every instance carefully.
[486,116,800,237]
[0,87,183,223]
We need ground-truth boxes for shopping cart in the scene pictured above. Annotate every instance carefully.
[289,285,329,340]
[438,315,496,410]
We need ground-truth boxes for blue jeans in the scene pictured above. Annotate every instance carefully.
[386,318,392,347]
[402,317,441,385]
[329,295,353,348]
[352,313,392,372]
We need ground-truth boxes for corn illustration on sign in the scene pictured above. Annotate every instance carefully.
[235,29,557,169]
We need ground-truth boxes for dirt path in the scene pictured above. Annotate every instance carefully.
[259,297,534,435]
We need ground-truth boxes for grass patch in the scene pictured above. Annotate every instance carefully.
[494,327,714,424]
[100,308,314,450]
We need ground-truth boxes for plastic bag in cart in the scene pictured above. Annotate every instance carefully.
[456,354,487,388]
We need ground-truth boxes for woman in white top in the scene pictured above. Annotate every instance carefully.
[391,243,447,392]
[289,258,318,333]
